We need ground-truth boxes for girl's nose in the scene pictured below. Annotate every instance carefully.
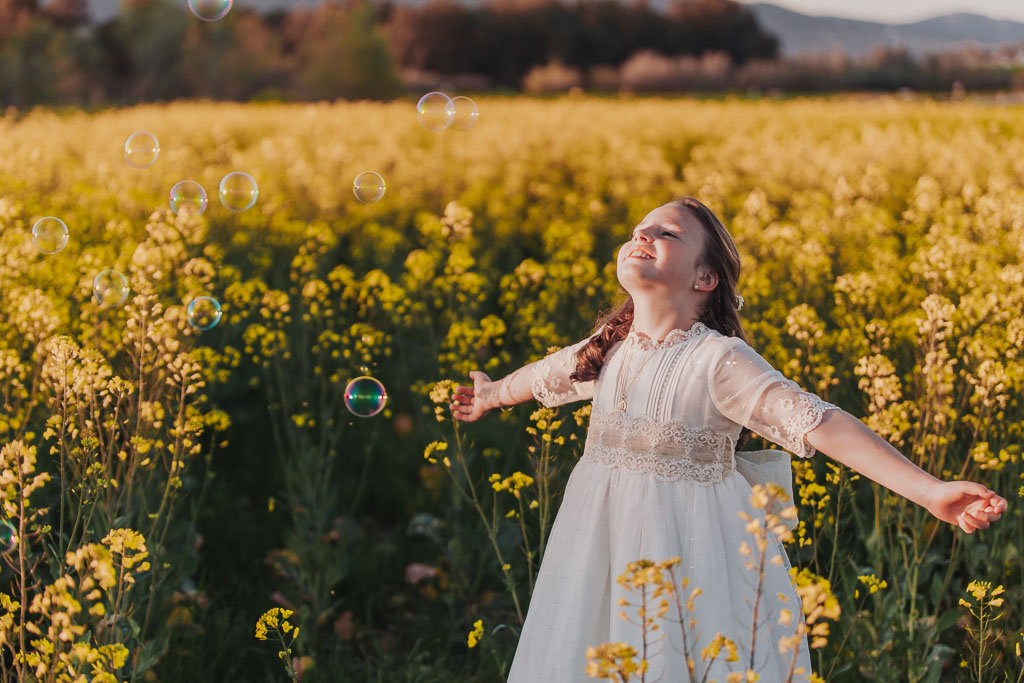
[633,228,652,242]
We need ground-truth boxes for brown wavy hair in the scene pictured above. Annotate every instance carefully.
[569,196,754,448]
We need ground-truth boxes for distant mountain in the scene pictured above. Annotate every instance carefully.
[746,3,1024,57]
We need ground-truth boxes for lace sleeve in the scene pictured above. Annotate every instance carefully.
[708,337,840,459]
[530,334,598,408]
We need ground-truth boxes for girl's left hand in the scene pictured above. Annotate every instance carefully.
[926,480,1008,533]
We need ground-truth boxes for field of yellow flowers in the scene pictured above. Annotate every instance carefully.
[0,94,1021,682]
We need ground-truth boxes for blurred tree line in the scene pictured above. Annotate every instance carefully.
[0,0,403,105]
[0,0,779,105]
[382,0,778,86]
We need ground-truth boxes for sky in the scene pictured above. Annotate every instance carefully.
[738,0,1024,23]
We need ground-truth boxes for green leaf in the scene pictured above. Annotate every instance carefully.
[830,660,855,675]
[133,635,169,676]
[921,643,955,683]
[935,608,962,634]
[126,616,141,639]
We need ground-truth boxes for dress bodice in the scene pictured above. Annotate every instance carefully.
[530,322,840,486]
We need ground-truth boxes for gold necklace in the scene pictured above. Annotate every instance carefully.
[617,348,658,412]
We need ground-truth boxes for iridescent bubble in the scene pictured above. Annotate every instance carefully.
[219,171,259,212]
[344,376,388,417]
[124,131,160,168]
[406,512,444,543]
[93,270,130,307]
[187,0,232,21]
[169,181,208,217]
[352,171,386,204]
[416,92,453,132]
[448,96,479,131]
[187,296,222,331]
[31,217,69,254]
[0,520,16,553]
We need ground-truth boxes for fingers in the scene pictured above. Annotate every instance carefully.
[963,509,991,530]
[987,495,1008,514]
[968,486,1008,517]
[956,482,1009,525]
[956,512,981,534]
[956,503,1003,533]
[450,384,484,421]
[449,388,471,416]
[966,498,1005,519]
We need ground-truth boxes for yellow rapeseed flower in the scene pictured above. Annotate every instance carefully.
[467,619,484,648]
[856,573,888,596]
[585,642,642,680]
[423,440,448,464]
[255,607,293,640]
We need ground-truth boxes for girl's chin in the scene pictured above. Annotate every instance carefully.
[617,260,656,277]
[617,273,669,294]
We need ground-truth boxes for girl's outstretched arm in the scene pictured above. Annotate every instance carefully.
[450,363,538,422]
[451,331,601,422]
[708,335,1008,535]
[806,409,1008,534]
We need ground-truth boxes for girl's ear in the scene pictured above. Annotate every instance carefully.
[698,268,718,289]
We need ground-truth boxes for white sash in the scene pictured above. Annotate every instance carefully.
[734,449,798,531]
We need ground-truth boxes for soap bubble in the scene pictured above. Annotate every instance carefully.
[0,520,16,553]
[93,270,130,307]
[352,171,386,204]
[31,217,69,254]
[169,181,208,217]
[416,92,453,132]
[124,132,160,168]
[187,0,232,21]
[187,296,222,331]
[406,512,444,543]
[344,376,388,417]
[449,96,479,130]
[219,171,259,212]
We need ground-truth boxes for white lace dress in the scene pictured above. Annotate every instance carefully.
[506,321,841,683]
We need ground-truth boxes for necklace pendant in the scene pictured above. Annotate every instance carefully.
[618,397,627,411]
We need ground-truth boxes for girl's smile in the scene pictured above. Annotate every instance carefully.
[626,245,655,259]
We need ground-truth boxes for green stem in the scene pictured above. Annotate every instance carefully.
[16,464,27,683]
[517,494,533,596]
[975,602,984,683]
[453,419,524,624]
[827,471,843,587]
[276,626,299,683]
[346,428,376,518]
[748,523,768,672]
[58,372,68,557]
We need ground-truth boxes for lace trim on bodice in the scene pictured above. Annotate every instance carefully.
[582,406,736,484]
[758,383,840,459]
[624,321,710,352]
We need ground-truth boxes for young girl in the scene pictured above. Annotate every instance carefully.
[449,197,1008,682]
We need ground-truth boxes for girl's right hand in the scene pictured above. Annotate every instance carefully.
[451,371,495,422]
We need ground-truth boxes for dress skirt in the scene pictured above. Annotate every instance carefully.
[506,457,813,683]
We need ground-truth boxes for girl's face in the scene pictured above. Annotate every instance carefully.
[616,204,710,296]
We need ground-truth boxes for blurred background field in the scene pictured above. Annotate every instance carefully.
[0,96,1022,681]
